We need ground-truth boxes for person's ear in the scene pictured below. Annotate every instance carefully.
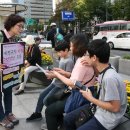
[92,55,97,62]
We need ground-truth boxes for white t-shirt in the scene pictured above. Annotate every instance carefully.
[95,68,127,130]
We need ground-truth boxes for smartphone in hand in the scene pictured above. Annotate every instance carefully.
[47,66,53,71]
[74,81,86,91]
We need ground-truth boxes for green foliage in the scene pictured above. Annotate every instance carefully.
[126,103,130,117]
[51,0,130,30]
[123,55,130,60]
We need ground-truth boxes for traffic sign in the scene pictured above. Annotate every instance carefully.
[61,11,75,21]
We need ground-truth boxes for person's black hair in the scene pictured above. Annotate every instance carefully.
[55,41,70,52]
[88,39,110,63]
[35,37,41,41]
[70,33,89,57]
[4,14,25,31]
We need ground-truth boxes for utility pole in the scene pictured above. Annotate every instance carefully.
[106,0,108,21]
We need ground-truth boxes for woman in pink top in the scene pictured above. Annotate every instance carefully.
[53,34,95,90]
[44,34,96,130]
[52,34,95,112]
[70,58,95,88]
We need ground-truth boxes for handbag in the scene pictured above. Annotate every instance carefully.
[45,86,71,106]
[75,64,113,128]
[64,74,95,113]
[64,88,94,113]
[75,103,96,127]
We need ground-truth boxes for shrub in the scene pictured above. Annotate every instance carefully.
[123,55,130,60]
[41,53,53,65]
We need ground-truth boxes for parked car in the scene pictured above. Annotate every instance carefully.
[107,32,130,49]
[39,40,52,48]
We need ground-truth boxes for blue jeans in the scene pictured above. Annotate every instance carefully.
[77,117,107,130]
[64,104,107,130]
[35,83,61,113]
[0,87,12,121]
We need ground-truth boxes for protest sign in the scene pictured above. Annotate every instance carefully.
[0,42,25,89]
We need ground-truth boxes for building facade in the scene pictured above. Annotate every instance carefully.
[23,0,53,23]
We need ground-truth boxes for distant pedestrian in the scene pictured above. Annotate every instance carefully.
[0,14,25,130]
[64,29,74,44]
[47,23,65,48]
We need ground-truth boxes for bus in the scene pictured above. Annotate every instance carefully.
[93,20,130,41]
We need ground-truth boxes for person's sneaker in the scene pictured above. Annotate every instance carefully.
[0,117,14,129]
[7,113,19,125]
[14,89,24,95]
[26,112,42,122]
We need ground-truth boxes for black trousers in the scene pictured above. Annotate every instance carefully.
[45,96,68,130]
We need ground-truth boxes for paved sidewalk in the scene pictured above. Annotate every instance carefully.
[119,73,130,81]
[0,83,47,130]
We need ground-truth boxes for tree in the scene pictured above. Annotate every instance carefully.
[111,0,130,20]
[52,0,130,30]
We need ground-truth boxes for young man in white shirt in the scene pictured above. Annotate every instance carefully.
[64,39,127,130]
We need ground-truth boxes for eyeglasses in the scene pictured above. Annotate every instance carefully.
[16,24,24,29]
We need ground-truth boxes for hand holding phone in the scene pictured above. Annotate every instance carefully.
[47,66,53,71]
[0,64,8,69]
[74,81,86,91]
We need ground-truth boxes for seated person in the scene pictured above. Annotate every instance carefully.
[26,41,74,124]
[44,34,96,130]
[64,39,127,130]
[15,35,42,95]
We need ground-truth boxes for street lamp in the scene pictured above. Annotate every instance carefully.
[106,0,108,21]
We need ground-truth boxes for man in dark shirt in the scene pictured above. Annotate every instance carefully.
[64,29,74,44]
[47,23,65,48]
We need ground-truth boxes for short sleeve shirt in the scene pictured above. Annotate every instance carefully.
[54,56,74,88]
[95,69,127,130]
[70,58,95,87]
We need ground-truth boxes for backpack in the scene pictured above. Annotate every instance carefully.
[55,28,64,43]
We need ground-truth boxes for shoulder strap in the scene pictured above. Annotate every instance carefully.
[97,64,113,99]
[84,74,95,85]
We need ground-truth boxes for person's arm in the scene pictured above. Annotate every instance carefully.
[81,56,99,76]
[80,89,120,112]
[53,68,71,78]
[52,70,75,88]
[46,71,57,79]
